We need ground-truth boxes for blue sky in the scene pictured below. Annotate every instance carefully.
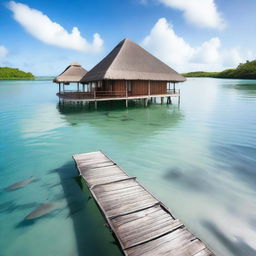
[0,0,255,75]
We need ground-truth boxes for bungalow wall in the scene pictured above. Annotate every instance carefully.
[129,80,167,96]
[150,81,167,95]
[113,80,126,96]
[95,80,125,97]
[130,81,148,96]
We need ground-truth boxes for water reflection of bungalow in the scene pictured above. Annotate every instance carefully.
[57,104,183,143]
[53,62,87,92]
[56,39,186,108]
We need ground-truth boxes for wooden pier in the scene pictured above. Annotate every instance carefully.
[73,151,215,256]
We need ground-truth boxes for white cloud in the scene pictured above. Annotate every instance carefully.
[142,18,194,64]
[158,0,225,29]
[7,1,104,53]
[193,38,221,63]
[141,18,253,72]
[0,46,8,60]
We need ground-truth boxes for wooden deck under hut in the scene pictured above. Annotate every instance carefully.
[53,61,87,92]
[57,39,186,108]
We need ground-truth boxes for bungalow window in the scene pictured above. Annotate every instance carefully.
[97,81,102,88]
[108,80,113,91]
[128,81,132,92]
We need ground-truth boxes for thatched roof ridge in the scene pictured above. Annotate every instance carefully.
[53,62,87,83]
[81,39,185,82]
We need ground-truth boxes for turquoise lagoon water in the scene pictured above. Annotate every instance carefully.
[0,78,256,256]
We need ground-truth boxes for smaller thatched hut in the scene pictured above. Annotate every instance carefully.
[53,62,87,92]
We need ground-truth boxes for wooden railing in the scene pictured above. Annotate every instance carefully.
[94,91,126,98]
[57,89,179,100]
[167,89,180,94]
[57,92,94,99]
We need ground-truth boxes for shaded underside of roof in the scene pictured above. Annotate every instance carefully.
[81,39,186,83]
[53,63,87,83]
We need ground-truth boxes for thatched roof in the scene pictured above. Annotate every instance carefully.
[53,62,87,83]
[81,39,185,83]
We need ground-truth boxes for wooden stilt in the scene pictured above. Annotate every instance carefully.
[161,97,164,104]
[125,81,128,98]
[125,99,128,108]
[95,101,97,110]
[178,96,180,106]
[144,98,148,107]
[167,96,172,104]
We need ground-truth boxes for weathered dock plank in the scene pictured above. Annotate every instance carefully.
[73,151,215,256]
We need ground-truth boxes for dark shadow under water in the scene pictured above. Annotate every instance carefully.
[202,220,256,256]
[222,82,256,96]
[57,98,156,113]
[163,167,214,193]
[56,101,184,146]
[10,161,121,255]
[0,201,39,215]
[48,161,122,256]
[212,143,256,190]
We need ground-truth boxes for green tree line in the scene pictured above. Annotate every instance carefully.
[0,67,35,80]
[183,60,256,79]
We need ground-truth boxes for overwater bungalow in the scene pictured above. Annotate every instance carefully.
[53,62,87,92]
[57,39,186,107]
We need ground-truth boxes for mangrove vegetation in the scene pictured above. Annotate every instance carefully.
[183,60,256,79]
[0,67,34,80]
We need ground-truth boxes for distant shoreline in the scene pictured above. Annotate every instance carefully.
[183,60,256,79]
[183,73,256,80]
[0,67,54,81]
[0,78,35,81]
[0,67,35,80]
[0,77,54,81]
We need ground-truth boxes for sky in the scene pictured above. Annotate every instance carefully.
[0,0,256,76]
